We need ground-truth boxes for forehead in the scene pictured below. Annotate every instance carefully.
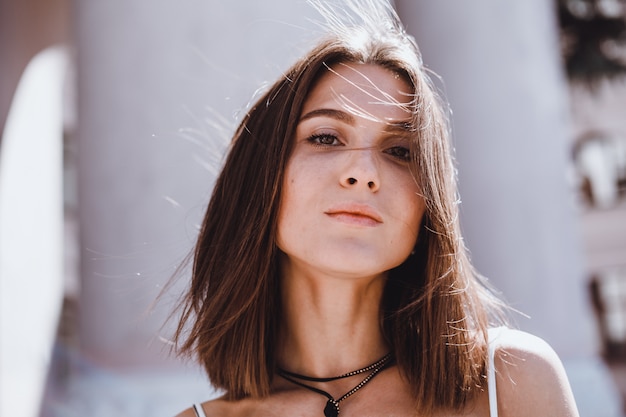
[301,62,413,121]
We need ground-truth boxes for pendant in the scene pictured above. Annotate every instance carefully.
[324,399,340,417]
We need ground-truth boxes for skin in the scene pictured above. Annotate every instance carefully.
[275,62,425,376]
[176,63,580,417]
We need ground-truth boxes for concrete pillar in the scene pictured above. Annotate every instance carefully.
[76,0,319,370]
[395,2,620,415]
[74,0,317,413]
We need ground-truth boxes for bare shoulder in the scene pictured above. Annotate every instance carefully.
[174,407,197,417]
[491,328,579,417]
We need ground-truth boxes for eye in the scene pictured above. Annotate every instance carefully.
[306,133,343,147]
[384,145,411,162]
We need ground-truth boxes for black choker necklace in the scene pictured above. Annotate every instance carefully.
[277,353,393,417]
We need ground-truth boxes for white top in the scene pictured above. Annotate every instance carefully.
[487,326,505,417]
[192,327,504,417]
[193,403,208,417]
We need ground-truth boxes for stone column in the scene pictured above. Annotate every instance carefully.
[76,0,319,370]
[74,0,317,413]
[395,1,619,415]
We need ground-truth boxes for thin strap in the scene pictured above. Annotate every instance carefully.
[487,327,505,417]
[193,403,207,417]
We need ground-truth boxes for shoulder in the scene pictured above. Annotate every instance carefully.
[174,407,197,417]
[490,328,579,417]
[174,398,235,417]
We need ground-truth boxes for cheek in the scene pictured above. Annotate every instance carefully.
[276,185,292,252]
[401,186,426,244]
[399,176,424,219]
[276,165,301,251]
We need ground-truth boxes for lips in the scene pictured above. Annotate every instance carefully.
[324,203,383,226]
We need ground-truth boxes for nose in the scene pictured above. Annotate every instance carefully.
[340,148,380,192]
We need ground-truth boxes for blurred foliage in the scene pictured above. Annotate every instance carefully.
[558,0,626,86]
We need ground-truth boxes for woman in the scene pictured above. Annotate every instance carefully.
[174,1,579,416]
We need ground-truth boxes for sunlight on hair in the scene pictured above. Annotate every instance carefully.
[324,63,414,124]
[308,0,408,46]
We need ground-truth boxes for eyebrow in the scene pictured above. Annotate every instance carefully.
[385,121,414,135]
[299,108,355,124]
[299,108,413,135]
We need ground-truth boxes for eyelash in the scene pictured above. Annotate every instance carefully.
[384,146,411,162]
[305,133,411,162]
[306,133,342,147]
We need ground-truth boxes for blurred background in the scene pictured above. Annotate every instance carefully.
[1,0,625,416]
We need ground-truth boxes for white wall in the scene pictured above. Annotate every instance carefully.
[76,0,319,370]
[395,0,596,358]
[394,2,620,415]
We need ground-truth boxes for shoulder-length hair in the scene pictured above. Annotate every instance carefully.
[174,0,504,413]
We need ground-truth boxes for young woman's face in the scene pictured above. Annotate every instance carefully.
[277,62,425,279]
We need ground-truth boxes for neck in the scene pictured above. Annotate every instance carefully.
[277,258,389,377]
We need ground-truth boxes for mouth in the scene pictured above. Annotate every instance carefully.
[324,204,383,226]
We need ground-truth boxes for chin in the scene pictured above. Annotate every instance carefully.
[317,256,405,279]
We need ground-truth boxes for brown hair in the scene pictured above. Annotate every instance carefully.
[174,0,505,413]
